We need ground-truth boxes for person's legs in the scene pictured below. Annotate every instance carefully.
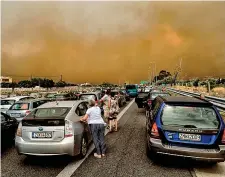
[98,124,106,155]
[114,118,118,131]
[89,124,101,156]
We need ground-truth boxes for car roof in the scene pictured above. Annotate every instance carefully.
[37,100,84,108]
[15,98,48,103]
[80,92,99,95]
[2,96,33,100]
[158,96,213,105]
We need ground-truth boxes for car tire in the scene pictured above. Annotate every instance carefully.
[146,139,158,161]
[78,136,88,159]
[137,104,142,108]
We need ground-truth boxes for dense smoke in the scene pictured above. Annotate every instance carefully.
[2,1,225,83]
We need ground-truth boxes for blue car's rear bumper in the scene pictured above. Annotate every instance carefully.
[148,138,225,162]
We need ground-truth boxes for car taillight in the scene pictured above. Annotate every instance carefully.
[148,99,152,104]
[16,123,22,137]
[25,110,31,116]
[65,120,73,137]
[150,123,160,139]
[222,129,225,144]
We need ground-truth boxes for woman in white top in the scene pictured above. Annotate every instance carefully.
[80,99,106,159]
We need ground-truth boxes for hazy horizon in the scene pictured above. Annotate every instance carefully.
[2,1,225,84]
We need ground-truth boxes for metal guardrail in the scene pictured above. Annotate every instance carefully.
[167,88,225,111]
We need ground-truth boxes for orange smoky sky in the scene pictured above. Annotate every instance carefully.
[1,1,225,84]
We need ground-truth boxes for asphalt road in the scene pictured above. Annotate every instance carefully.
[2,101,224,177]
[71,103,192,177]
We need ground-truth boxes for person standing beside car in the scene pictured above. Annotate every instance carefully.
[80,99,106,158]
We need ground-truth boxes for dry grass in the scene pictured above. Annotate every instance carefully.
[211,87,225,98]
[173,86,225,98]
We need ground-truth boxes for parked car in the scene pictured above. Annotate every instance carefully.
[1,112,18,148]
[120,89,130,101]
[79,92,103,114]
[44,92,58,99]
[6,99,50,122]
[79,92,102,102]
[135,92,149,108]
[1,96,35,114]
[54,93,77,101]
[125,84,138,97]
[146,96,225,163]
[110,90,126,107]
[145,91,171,118]
[15,100,92,158]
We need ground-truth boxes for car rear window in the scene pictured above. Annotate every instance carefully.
[29,107,71,118]
[1,99,15,105]
[161,105,220,129]
[10,103,30,110]
[80,94,97,101]
[151,93,170,99]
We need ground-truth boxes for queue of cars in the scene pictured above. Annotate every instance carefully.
[1,87,130,157]
[135,86,225,163]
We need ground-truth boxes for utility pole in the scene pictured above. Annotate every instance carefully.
[149,62,156,85]
[60,75,63,82]
[172,58,183,86]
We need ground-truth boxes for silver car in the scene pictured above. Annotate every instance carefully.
[1,96,35,114]
[6,99,49,122]
[15,100,92,158]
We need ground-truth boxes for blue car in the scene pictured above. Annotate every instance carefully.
[125,85,138,97]
[146,96,225,163]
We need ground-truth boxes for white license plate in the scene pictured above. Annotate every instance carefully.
[11,113,21,118]
[32,132,52,138]
[179,133,201,141]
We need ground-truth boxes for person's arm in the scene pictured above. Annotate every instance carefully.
[100,95,106,102]
[80,114,88,122]
[80,109,90,122]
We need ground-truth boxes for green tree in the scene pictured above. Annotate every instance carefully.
[55,81,67,87]
[18,80,32,88]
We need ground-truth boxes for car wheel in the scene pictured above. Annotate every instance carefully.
[78,136,88,158]
[146,139,157,161]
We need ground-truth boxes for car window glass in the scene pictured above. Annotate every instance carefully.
[11,103,30,110]
[79,103,87,116]
[161,105,219,129]
[31,107,71,118]
[76,103,86,116]
[33,101,39,109]
[1,99,15,105]
[152,101,161,118]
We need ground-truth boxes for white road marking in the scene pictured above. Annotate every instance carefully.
[56,99,135,177]
[194,162,225,177]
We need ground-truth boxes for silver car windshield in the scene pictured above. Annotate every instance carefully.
[32,107,71,118]
[161,105,219,129]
